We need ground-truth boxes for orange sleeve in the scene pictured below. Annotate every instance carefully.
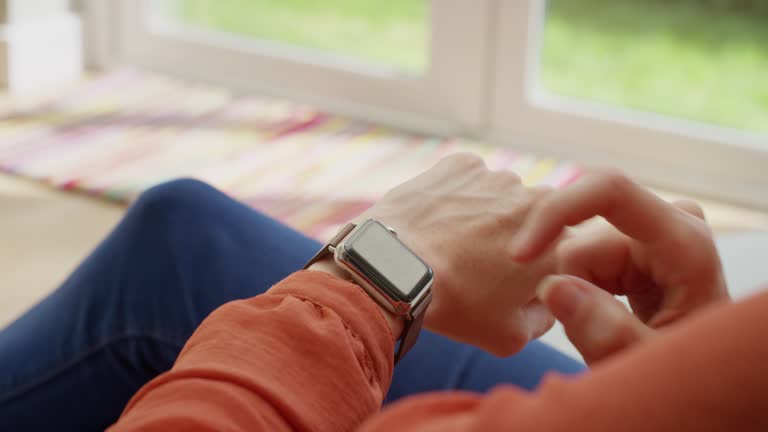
[362,290,768,432]
[108,271,397,432]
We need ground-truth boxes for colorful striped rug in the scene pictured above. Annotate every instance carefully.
[0,69,581,239]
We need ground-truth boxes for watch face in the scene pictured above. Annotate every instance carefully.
[343,220,432,302]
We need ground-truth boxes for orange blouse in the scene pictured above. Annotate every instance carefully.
[109,271,768,431]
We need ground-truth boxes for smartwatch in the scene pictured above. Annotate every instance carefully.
[304,219,433,363]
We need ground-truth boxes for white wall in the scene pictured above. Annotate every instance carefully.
[0,0,82,92]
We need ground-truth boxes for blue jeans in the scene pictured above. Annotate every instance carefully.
[0,179,584,431]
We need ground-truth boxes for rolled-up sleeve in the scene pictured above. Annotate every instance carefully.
[109,271,396,432]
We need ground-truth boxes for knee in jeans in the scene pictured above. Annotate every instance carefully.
[120,179,224,302]
[128,178,220,227]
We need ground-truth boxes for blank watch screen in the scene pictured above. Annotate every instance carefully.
[347,222,430,299]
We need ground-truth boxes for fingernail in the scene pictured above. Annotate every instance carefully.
[537,276,586,321]
[536,275,559,300]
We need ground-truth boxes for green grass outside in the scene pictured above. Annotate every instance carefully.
[173,0,768,133]
[542,0,768,132]
[174,0,428,72]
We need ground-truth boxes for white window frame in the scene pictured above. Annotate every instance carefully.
[81,0,768,209]
[489,0,768,209]
[82,0,493,136]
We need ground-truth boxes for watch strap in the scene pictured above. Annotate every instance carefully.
[395,289,432,363]
[302,222,357,270]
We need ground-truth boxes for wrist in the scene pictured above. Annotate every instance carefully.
[307,259,405,339]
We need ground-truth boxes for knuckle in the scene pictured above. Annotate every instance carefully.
[527,185,555,202]
[555,240,584,269]
[593,169,634,195]
[443,152,486,170]
[494,170,522,185]
[526,186,557,215]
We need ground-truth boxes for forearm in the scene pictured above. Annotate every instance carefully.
[109,271,396,432]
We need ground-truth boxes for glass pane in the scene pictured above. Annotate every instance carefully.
[540,0,768,133]
[155,0,429,73]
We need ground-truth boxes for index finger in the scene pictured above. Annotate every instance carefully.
[512,171,686,261]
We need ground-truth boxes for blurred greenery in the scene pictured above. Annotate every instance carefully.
[682,0,768,15]
[542,0,768,132]
[173,0,427,71]
[172,0,768,132]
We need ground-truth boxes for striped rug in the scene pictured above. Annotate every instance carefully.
[0,69,581,239]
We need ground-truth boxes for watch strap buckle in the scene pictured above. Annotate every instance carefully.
[302,222,357,269]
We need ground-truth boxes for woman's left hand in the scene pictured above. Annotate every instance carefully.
[355,153,559,357]
[513,171,731,364]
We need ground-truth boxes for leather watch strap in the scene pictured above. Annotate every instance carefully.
[302,223,357,270]
[395,289,432,363]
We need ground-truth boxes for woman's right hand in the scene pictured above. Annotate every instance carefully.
[512,171,731,364]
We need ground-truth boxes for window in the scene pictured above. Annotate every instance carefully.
[540,0,767,134]
[107,0,493,134]
[491,0,767,208]
[83,0,768,208]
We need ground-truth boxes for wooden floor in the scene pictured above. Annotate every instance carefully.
[0,172,766,358]
[0,174,123,328]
